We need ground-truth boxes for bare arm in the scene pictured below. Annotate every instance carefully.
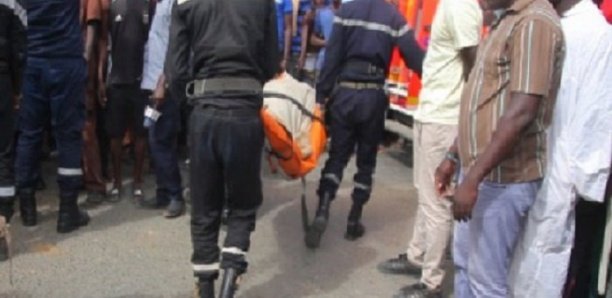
[85,22,99,62]
[283,14,293,65]
[310,34,325,48]
[459,46,478,81]
[463,92,541,184]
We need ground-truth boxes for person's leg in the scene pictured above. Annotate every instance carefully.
[130,87,148,196]
[0,73,16,222]
[219,109,264,276]
[105,85,128,200]
[306,93,357,248]
[467,180,540,298]
[219,109,263,297]
[47,58,89,233]
[564,198,607,298]
[453,221,473,298]
[415,123,456,290]
[15,59,48,227]
[190,107,225,285]
[406,121,425,265]
[144,93,183,216]
[82,74,106,198]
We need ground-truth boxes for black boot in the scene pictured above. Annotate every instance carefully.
[305,193,332,249]
[219,268,240,298]
[0,199,15,223]
[18,188,37,227]
[345,202,366,241]
[195,280,215,298]
[57,195,90,234]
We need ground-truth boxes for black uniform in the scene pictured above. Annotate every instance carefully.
[0,0,26,221]
[306,0,424,247]
[106,0,151,138]
[165,0,278,289]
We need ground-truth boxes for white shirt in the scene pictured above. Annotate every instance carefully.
[414,0,482,125]
[553,0,612,202]
[141,0,173,91]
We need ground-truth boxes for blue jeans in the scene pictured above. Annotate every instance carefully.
[148,93,182,200]
[454,179,542,298]
[15,57,86,197]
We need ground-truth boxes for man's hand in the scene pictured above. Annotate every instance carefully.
[13,93,21,111]
[435,159,456,197]
[151,83,166,108]
[98,85,107,108]
[452,176,479,221]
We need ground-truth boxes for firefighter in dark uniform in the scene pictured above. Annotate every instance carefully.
[14,0,89,233]
[162,0,278,297]
[0,0,26,260]
[305,0,424,248]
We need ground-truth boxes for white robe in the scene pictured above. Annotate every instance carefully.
[509,1,612,297]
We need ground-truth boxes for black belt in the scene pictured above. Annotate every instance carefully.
[186,77,263,99]
[338,81,385,90]
[343,60,386,78]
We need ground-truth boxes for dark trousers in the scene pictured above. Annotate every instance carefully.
[564,198,609,298]
[189,105,264,280]
[15,57,86,198]
[0,72,15,202]
[149,93,182,200]
[318,88,387,205]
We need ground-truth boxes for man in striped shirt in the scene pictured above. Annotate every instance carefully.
[433,0,564,296]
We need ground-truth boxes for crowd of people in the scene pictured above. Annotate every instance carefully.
[0,0,610,297]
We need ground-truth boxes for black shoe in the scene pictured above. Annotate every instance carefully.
[18,189,37,227]
[140,196,169,209]
[57,196,90,234]
[0,200,15,223]
[219,268,240,298]
[394,283,442,298]
[85,191,106,206]
[344,221,365,241]
[164,200,185,218]
[377,253,422,275]
[195,280,215,298]
[305,193,332,249]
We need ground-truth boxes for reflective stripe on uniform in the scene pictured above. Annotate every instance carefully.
[354,183,370,191]
[58,168,83,176]
[221,247,247,256]
[323,173,340,185]
[334,16,410,38]
[0,186,15,197]
[192,262,220,272]
[0,0,27,27]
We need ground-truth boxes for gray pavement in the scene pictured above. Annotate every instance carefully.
[0,143,453,298]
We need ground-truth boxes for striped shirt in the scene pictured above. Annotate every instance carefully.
[457,0,564,183]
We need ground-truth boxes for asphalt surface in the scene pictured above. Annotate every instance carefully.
[0,142,453,298]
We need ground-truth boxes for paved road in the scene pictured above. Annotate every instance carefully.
[0,143,453,298]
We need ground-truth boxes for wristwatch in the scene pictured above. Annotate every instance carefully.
[445,151,460,164]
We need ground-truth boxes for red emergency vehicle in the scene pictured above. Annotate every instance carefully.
[386,0,439,128]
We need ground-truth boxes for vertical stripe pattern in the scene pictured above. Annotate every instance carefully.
[457,0,564,183]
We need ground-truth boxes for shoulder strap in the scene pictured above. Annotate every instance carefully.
[263,92,324,123]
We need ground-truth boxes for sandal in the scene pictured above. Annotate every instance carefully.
[107,187,122,203]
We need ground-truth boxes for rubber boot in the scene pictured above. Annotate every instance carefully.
[18,188,37,227]
[345,202,365,241]
[195,280,215,298]
[57,195,90,234]
[219,268,240,298]
[305,192,332,249]
[0,199,14,223]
